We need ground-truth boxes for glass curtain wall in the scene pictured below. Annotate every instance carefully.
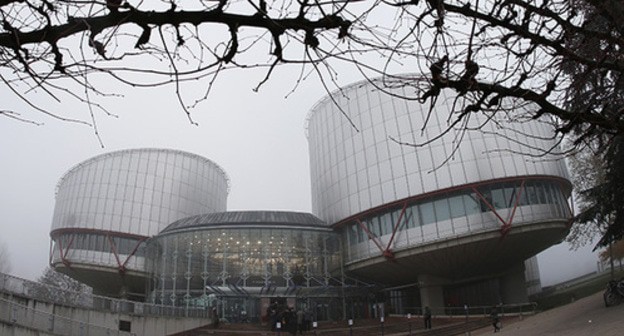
[146,227,343,320]
[343,179,571,262]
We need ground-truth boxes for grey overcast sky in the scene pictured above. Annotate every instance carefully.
[0,62,598,287]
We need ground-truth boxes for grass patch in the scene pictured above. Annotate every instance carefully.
[533,269,624,311]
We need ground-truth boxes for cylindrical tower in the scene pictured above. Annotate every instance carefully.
[306,78,572,307]
[49,148,229,298]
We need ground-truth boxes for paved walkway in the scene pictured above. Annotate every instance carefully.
[472,291,624,336]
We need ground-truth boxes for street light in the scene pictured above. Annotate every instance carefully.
[348,318,353,336]
[380,316,385,336]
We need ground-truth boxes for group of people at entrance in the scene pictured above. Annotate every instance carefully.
[268,302,311,335]
[422,305,501,333]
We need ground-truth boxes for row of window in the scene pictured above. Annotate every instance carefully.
[53,233,146,257]
[344,180,570,245]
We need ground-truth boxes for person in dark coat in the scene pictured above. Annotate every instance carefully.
[212,306,219,328]
[285,307,297,335]
[490,307,501,332]
[296,309,305,335]
[423,306,432,329]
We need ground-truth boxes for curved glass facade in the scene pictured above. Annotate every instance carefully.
[306,80,570,225]
[340,177,572,264]
[49,149,229,293]
[51,149,229,236]
[306,77,572,308]
[146,212,347,321]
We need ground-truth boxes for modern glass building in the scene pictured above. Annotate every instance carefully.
[306,78,572,309]
[50,149,229,297]
[145,211,368,322]
[48,77,573,320]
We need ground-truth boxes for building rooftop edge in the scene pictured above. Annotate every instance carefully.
[159,210,328,235]
[55,148,231,196]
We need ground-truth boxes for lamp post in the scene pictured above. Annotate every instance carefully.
[348,319,353,336]
[407,313,412,336]
[380,316,385,336]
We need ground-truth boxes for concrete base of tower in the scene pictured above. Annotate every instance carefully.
[385,262,532,311]
[500,263,528,304]
[418,274,446,312]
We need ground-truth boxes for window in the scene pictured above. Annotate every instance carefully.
[448,195,466,218]
[379,212,394,236]
[502,185,516,207]
[464,194,481,215]
[419,202,436,225]
[540,184,556,204]
[434,198,451,222]
[491,188,505,209]
[348,224,358,245]
[526,184,539,205]
[404,206,419,228]
[517,184,529,206]
[356,221,366,243]
[537,183,549,204]
[369,217,382,237]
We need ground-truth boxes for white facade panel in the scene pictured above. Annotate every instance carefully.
[307,79,570,225]
[51,149,229,237]
[49,149,229,282]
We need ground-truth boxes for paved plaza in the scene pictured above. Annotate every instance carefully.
[473,291,624,336]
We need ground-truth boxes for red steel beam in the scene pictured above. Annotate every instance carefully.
[471,187,508,226]
[121,237,147,270]
[356,218,386,255]
[106,235,125,273]
[500,180,526,238]
[383,202,409,259]
[56,238,71,268]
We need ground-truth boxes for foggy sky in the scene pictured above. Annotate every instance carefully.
[0,66,597,286]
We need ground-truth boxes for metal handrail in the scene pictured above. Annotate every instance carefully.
[396,302,538,317]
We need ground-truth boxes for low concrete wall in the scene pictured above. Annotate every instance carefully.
[1,294,209,336]
[1,320,56,336]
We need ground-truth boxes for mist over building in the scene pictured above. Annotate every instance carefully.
[49,78,572,320]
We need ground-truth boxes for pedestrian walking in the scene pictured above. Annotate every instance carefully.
[423,306,432,329]
[490,307,501,332]
[296,309,305,334]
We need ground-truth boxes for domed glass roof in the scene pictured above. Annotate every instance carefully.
[159,210,328,234]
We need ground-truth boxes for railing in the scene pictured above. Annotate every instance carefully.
[0,272,209,318]
[397,302,538,318]
[0,297,134,336]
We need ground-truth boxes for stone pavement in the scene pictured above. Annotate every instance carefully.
[472,291,624,336]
